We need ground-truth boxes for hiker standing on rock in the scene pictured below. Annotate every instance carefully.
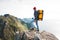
[33,7,39,31]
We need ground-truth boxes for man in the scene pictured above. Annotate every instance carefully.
[33,7,39,31]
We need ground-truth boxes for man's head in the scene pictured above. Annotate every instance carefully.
[33,7,36,10]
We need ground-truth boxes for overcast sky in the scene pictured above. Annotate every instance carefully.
[0,0,60,39]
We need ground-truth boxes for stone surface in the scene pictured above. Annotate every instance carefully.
[21,30,58,40]
[40,31,58,40]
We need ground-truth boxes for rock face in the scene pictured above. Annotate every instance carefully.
[0,14,58,40]
[21,30,58,40]
[0,14,28,40]
[40,31,58,40]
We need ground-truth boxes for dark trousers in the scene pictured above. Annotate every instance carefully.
[30,18,39,31]
[35,19,39,31]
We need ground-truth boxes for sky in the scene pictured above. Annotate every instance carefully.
[0,0,60,39]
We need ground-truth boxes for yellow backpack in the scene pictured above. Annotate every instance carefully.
[38,10,43,21]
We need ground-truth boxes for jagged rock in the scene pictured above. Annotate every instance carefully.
[21,30,58,40]
[0,14,28,40]
[0,14,58,40]
[21,29,41,40]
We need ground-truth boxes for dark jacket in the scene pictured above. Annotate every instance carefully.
[34,10,38,20]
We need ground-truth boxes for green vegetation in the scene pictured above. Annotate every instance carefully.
[0,14,28,40]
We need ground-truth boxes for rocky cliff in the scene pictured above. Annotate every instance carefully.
[0,14,58,40]
[0,14,28,40]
